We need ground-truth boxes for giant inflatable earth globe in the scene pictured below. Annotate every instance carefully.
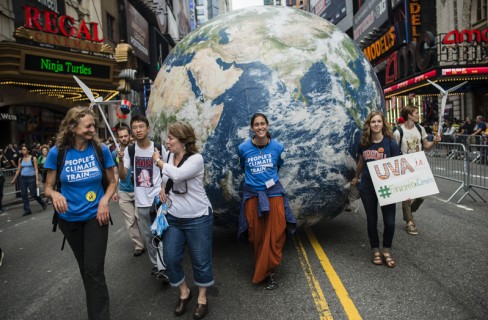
[147,6,384,227]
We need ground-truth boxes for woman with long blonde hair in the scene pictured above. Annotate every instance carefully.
[351,111,400,268]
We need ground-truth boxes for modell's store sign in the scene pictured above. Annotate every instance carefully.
[13,1,112,55]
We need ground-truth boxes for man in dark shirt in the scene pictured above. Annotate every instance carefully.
[459,117,475,135]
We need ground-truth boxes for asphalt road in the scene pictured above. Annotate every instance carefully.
[0,178,487,320]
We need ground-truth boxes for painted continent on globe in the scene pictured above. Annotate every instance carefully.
[147,6,385,226]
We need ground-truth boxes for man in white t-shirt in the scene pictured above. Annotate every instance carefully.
[393,106,441,235]
[117,115,168,280]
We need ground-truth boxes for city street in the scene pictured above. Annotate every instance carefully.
[1,178,487,320]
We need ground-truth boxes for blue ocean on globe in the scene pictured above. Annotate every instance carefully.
[147,6,385,226]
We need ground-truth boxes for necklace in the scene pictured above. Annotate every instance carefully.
[253,138,269,155]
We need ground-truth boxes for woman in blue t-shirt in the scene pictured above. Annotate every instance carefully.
[351,111,401,268]
[11,145,46,216]
[237,113,296,290]
[44,107,117,320]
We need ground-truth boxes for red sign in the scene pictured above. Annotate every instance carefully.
[383,70,437,94]
[442,28,488,44]
[441,67,488,76]
[23,5,104,43]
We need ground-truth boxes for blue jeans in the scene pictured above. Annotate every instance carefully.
[163,209,214,287]
[19,175,45,214]
[360,191,396,249]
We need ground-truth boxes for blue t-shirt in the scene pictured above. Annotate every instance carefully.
[475,121,487,134]
[237,139,284,191]
[44,143,115,222]
[111,149,133,192]
[358,137,400,193]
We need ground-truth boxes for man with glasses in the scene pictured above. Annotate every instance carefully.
[117,115,168,280]
[111,126,145,257]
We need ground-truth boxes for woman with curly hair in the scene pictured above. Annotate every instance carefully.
[44,107,117,319]
[351,111,401,268]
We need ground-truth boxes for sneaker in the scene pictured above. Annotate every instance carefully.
[0,250,4,267]
[157,269,169,282]
[133,248,145,257]
[22,211,32,217]
[406,221,418,235]
[150,267,159,276]
[42,202,47,210]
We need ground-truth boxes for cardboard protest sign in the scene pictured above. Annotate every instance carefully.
[366,151,439,206]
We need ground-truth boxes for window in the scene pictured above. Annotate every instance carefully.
[476,0,487,21]
[107,13,116,40]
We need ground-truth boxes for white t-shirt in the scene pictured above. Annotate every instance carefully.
[162,153,212,219]
[123,141,166,207]
[394,125,427,154]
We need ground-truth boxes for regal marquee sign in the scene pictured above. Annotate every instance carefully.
[14,4,113,55]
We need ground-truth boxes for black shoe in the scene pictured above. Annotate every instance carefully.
[42,203,47,210]
[150,267,158,276]
[174,290,193,316]
[265,274,278,290]
[22,211,32,217]
[133,248,145,257]
[193,302,208,319]
[157,269,169,283]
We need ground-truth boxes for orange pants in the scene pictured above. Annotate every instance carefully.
[245,196,286,284]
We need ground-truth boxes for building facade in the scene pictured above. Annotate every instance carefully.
[310,0,488,125]
[0,0,181,146]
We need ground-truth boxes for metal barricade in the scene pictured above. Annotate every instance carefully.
[427,142,469,202]
[467,143,488,191]
[2,168,20,197]
[427,139,487,204]
[1,168,46,205]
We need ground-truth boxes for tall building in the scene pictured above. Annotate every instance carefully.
[195,0,230,27]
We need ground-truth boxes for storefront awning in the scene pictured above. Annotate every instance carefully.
[384,66,488,98]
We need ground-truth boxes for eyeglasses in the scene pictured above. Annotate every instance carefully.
[131,124,147,130]
[171,180,187,194]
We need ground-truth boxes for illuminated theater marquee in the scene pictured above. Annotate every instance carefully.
[23,5,104,42]
[23,54,111,79]
[14,5,112,54]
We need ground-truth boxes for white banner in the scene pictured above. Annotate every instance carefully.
[366,151,439,206]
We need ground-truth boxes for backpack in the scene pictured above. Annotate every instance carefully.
[127,142,162,184]
[52,143,111,250]
[395,124,423,153]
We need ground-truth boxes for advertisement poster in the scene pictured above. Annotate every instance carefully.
[367,151,439,206]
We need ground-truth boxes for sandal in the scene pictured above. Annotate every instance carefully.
[382,252,396,268]
[372,251,383,266]
[265,274,278,290]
